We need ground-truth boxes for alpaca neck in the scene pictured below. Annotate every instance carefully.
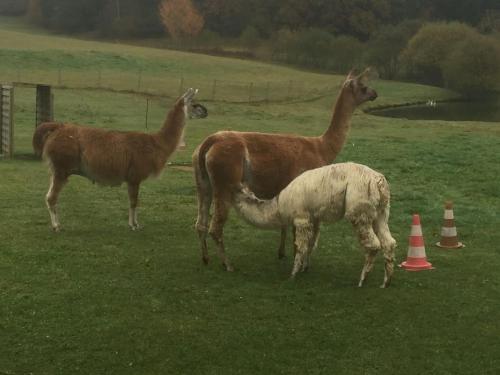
[233,191,283,229]
[155,101,186,154]
[320,90,355,162]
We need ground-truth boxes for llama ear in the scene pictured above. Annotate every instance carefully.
[181,88,198,102]
[357,67,378,84]
[346,69,358,81]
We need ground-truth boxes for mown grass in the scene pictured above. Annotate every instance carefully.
[1,16,500,375]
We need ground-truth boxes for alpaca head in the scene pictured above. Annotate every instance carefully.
[179,88,208,119]
[342,68,378,106]
[234,184,262,204]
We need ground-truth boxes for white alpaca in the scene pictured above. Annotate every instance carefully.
[233,162,397,288]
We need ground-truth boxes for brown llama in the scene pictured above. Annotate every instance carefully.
[192,69,378,271]
[33,88,201,231]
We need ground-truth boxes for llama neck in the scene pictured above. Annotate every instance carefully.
[155,101,186,154]
[320,90,355,162]
[233,191,283,229]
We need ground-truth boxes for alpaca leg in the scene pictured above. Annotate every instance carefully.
[302,220,320,272]
[374,214,397,288]
[359,248,378,287]
[194,171,212,265]
[209,196,233,272]
[291,220,314,278]
[127,182,140,230]
[46,173,68,232]
[278,227,287,259]
[352,222,381,287]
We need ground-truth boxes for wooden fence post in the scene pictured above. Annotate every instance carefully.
[137,70,142,92]
[178,77,184,96]
[97,68,102,88]
[36,85,54,127]
[211,79,217,101]
[287,80,293,100]
[248,82,254,103]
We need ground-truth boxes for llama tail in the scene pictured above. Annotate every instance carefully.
[32,122,63,158]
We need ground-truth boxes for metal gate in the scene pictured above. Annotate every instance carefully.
[0,84,14,158]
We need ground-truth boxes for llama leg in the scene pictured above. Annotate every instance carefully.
[302,220,320,272]
[278,227,287,259]
[374,214,397,288]
[209,195,233,272]
[127,182,140,230]
[194,171,212,265]
[46,173,68,232]
[291,220,314,278]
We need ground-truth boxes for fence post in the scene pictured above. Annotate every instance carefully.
[97,68,102,88]
[178,77,184,96]
[211,79,217,101]
[137,70,142,92]
[265,82,270,103]
[248,82,253,103]
[145,98,149,130]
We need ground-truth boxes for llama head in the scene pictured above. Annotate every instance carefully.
[343,68,378,106]
[180,88,208,119]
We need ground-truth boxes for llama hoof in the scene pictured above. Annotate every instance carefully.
[52,225,61,233]
[202,257,210,265]
[129,224,140,231]
[224,264,234,272]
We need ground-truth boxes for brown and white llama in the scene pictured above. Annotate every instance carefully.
[33,88,201,231]
[193,69,378,271]
[233,163,397,288]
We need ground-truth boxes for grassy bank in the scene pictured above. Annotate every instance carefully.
[1,16,500,375]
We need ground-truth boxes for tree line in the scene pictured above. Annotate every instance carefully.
[0,0,498,39]
[1,0,499,96]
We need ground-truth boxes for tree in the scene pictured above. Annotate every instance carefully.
[0,0,28,15]
[400,22,476,85]
[364,20,422,79]
[159,0,204,39]
[443,34,500,96]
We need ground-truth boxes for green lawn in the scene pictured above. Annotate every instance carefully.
[1,16,500,375]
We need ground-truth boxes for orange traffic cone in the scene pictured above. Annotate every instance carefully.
[400,214,434,271]
[436,201,464,249]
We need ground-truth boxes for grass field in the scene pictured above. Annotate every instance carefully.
[1,17,500,375]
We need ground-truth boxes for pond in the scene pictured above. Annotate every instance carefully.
[370,98,500,122]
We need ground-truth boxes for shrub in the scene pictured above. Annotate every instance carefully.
[443,34,500,97]
[240,26,261,49]
[400,22,476,85]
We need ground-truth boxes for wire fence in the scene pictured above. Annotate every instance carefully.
[0,68,336,103]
